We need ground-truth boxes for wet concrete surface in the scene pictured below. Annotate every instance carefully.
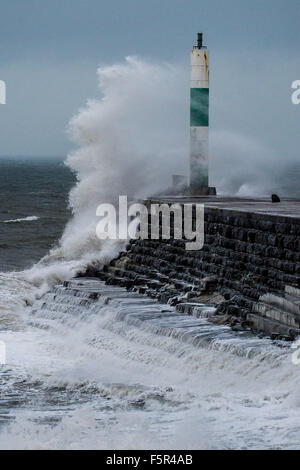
[146,196,300,220]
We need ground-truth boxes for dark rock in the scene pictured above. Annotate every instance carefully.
[89,292,100,300]
[232,323,244,332]
[278,335,292,342]
[228,305,241,317]
[272,194,281,203]
[271,333,280,340]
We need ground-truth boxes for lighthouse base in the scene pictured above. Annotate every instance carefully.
[189,186,217,196]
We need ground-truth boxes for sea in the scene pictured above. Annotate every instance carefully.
[0,158,75,272]
[0,158,300,450]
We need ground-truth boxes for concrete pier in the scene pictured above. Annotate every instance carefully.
[85,197,300,340]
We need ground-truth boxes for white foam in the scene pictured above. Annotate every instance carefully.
[3,216,40,223]
[0,281,299,450]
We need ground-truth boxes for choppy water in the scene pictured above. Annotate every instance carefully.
[0,158,75,271]
[0,277,300,450]
[0,160,300,450]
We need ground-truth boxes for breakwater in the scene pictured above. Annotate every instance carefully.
[83,197,300,341]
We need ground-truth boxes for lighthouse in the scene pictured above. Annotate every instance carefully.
[190,33,216,195]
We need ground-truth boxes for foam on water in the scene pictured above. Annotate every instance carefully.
[0,278,299,449]
[3,216,40,224]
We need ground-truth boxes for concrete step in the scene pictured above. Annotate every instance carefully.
[258,293,300,316]
[252,301,300,329]
[285,285,300,298]
[247,313,300,340]
[176,302,217,319]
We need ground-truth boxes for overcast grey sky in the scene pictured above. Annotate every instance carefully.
[0,0,299,159]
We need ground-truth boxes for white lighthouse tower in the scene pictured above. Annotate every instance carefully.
[190,33,216,195]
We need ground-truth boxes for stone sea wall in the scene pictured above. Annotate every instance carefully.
[84,203,300,340]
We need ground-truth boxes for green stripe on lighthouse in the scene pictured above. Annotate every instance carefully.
[190,88,209,127]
